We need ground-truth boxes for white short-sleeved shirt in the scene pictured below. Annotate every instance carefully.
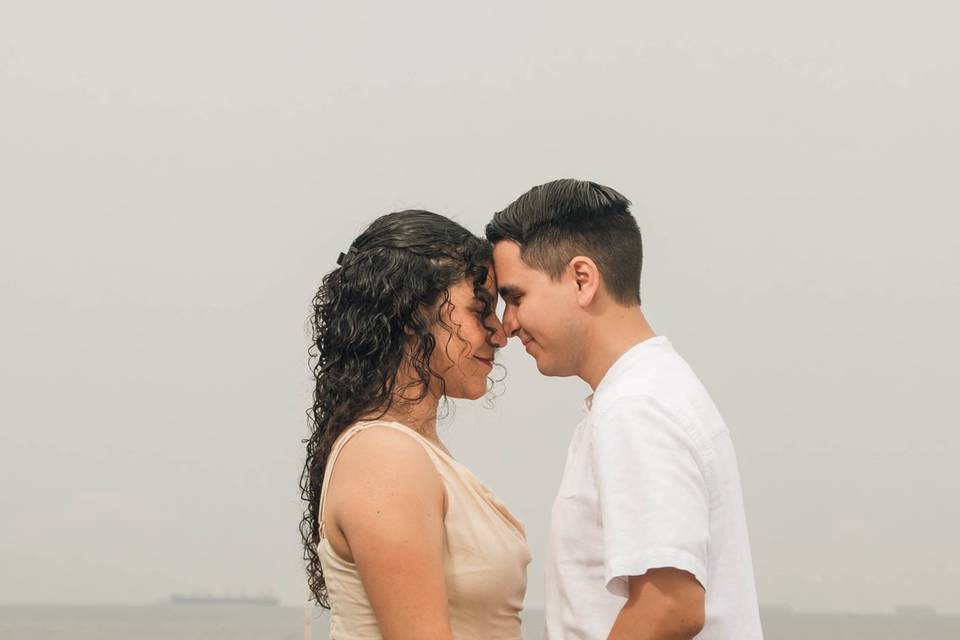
[545,336,763,639]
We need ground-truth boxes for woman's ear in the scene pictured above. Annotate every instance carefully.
[569,255,600,307]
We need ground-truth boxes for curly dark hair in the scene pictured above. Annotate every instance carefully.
[300,210,499,607]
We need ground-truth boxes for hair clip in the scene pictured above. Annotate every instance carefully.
[336,252,347,266]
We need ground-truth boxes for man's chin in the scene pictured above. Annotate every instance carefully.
[532,353,576,378]
[533,354,558,377]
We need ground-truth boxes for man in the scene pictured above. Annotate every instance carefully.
[486,179,763,639]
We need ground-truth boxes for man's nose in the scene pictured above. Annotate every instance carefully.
[501,305,520,338]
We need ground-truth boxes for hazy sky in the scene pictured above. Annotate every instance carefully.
[2,1,958,615]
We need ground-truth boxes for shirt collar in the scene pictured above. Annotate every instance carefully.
[582,335,668,411]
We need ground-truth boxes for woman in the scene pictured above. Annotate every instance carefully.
[300,210,531,639]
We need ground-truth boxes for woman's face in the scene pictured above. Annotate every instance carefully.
[428,269,506,400]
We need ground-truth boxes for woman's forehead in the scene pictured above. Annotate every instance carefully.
[445,270,497,300]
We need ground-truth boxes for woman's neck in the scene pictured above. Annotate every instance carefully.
[361,378,444,446]
[377,402,440,441]
[358,367,448,449]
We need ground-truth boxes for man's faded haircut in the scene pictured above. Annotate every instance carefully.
[485,178,642,305]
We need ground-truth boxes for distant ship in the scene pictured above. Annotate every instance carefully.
[170,594,280,606]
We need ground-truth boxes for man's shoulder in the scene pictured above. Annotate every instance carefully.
[595,343,703,409]
[592,342,727,441]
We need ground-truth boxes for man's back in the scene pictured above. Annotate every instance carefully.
[545,336,763,639]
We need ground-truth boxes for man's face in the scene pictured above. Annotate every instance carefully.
[492,241,583,377]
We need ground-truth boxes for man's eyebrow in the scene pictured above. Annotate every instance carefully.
[498,285,523,298]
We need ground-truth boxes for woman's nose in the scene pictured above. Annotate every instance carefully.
[490,314,508,348]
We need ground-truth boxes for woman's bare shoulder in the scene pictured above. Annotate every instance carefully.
[328,424,443,505]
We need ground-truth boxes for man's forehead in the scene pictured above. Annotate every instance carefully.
[491,241,527,292]
[492,241,525,273]
[492,239,522,257]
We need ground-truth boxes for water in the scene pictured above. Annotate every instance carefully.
[0,605,538,640]
[1,605,958,639]
[0,605,309,640]
[759,609,960,640]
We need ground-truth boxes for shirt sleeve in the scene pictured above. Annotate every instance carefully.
[591,393,710,597]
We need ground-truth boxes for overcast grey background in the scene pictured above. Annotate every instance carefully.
[2,0,958,617]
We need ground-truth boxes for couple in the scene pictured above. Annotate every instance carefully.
[300,179,763,639]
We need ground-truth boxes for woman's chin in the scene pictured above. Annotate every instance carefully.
[448,380,488,401]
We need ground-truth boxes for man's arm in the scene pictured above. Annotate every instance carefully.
[591,394,711,639]
[608,568,705,640]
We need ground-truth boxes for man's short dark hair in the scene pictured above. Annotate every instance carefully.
[486,178,642,305]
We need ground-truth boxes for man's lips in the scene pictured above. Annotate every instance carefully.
[474,356,494,367]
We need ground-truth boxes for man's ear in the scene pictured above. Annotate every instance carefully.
[569,255,600,307]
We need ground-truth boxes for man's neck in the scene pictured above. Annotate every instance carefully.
[580,305,657,391]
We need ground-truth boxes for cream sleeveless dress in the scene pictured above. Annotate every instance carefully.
[316,420,531,639]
